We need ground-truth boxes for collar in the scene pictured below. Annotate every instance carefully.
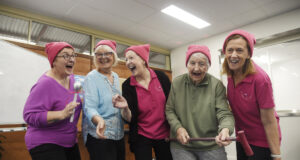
[94,69,115,80]
[130,68,156,86]
[228,73,254,84]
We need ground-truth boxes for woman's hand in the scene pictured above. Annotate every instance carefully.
[95,116,106,139]
[112,94,128,109]
[112,94,132,122]
[215,128,231,146]
[47,101,79,124]
[176,127,190,145]
[60,101,79,120]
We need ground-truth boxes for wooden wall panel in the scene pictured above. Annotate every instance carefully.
[0,130,133,160]
[113,62,134,79]
[74,56,91,76]
[0,131,31,160]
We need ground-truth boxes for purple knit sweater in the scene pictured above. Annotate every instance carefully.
[23,74,82,150]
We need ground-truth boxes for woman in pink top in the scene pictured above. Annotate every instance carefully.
[121,44,173,160]
[222,29,281,160]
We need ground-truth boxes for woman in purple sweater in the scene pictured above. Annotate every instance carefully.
[23,42,82,160]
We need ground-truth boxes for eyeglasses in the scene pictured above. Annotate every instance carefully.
[56,54,77,60]
[95,52,113,58]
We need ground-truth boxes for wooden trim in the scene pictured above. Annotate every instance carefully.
[0,124,27,128]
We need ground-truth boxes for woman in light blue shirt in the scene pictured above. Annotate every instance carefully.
[82,40,130,160]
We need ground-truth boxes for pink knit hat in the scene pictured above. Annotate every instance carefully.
[222,29,256,57]
[186,45,211,66]
[124,44,150,67]
[94,40,117,52]
[45,42,74,68]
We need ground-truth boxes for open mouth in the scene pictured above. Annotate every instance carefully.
[192,72,202,77]
[66,64,74,69]
[128,65,136,72]
[98,58,110,64]
[98,58,111,65]
[229,59,239,64]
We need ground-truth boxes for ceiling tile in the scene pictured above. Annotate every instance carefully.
[66,4,136,34]
[133,0,173,10]
[261,0,300,16]
[229,8,267,27]
[1,0,80,18]
[174,0,257,20]
[79,0,156,23]
[119,25,171,48]
[250,0,278,6]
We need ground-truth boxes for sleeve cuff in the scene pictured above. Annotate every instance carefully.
[218,125,234,135]
[40,111,49,127]
[86,111,99,127]
[173,123,183,136]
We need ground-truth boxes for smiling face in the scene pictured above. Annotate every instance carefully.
[94,46,115,71]
[52,47,75,76]
[225,37,250,75]
[187,53,209,84]
[125,50,147,77]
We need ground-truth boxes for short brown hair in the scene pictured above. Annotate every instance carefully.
[222,35,256,77]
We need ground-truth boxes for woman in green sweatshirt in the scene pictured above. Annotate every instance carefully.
[165,45,235,160]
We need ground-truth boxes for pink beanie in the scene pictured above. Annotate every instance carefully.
[186,45,211,66]
[222,29,256,57]
[94,40,117,52]
[45,42,74,68]
[125,44,150,67]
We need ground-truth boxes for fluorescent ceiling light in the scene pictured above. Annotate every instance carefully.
[161,5,210,29]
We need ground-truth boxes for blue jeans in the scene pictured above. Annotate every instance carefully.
[171,146,227,160]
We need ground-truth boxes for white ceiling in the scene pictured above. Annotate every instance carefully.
[1,0,300,50]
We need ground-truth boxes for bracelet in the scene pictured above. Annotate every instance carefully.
[270,154,281,158]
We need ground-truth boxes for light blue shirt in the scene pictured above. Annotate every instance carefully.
[82,70,124,143]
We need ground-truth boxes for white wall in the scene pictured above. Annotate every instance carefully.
[253,41,300,110]
[0,40,49,124]
[170,8,300,79]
